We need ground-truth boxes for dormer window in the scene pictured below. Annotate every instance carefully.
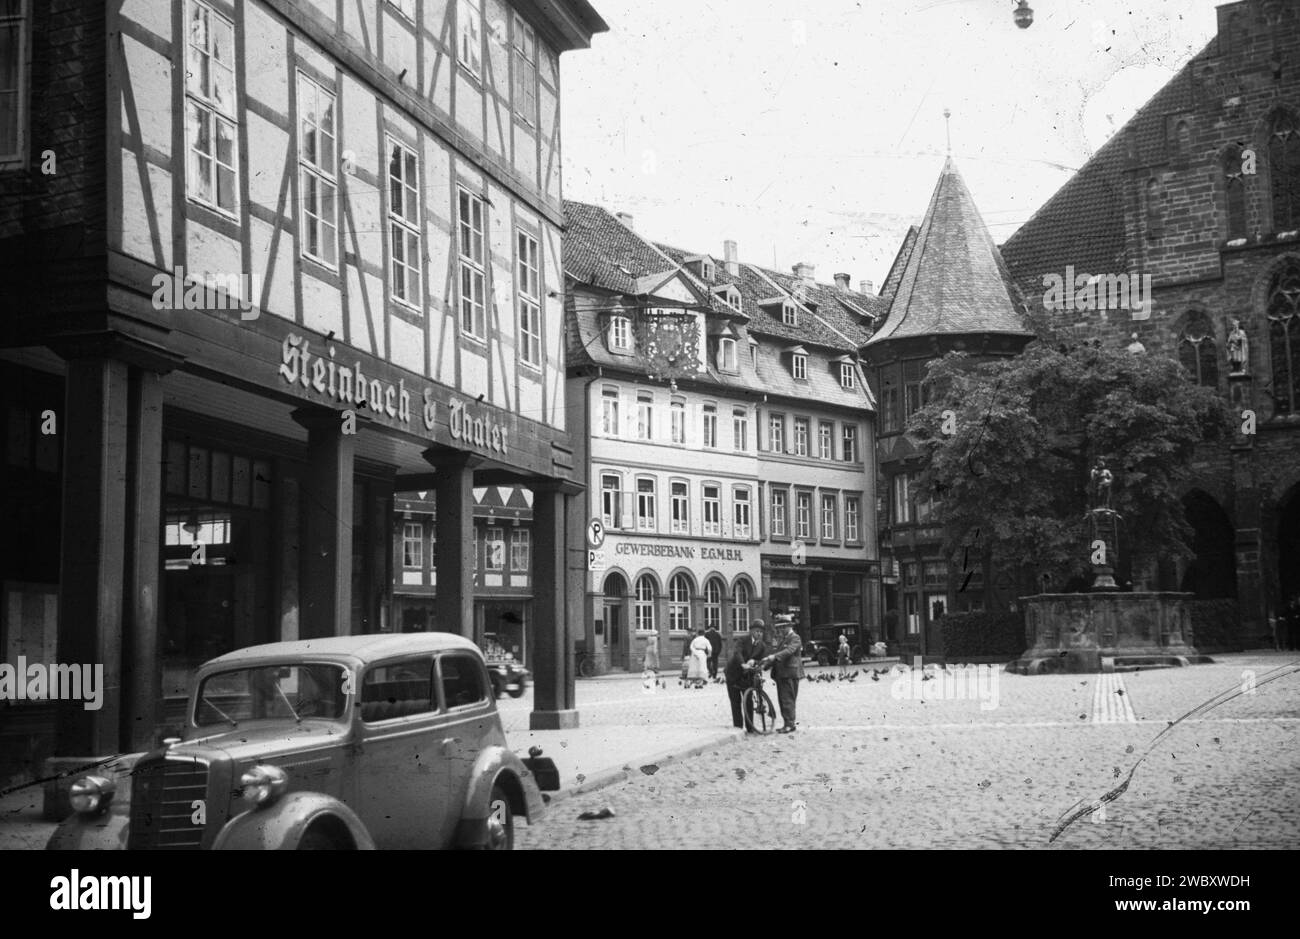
[702,260,715,281]
[840,363,856,389]
[792,354,808,380]
[719,337,738,372]
[609,315,631,352]
[713,285,742,312]
[782,302,798,326]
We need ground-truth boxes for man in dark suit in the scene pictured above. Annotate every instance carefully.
[762,616,805,733]
[704,623,723,678]
[725,622,769,730]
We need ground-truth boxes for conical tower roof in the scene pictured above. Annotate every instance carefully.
[866,158,1032,347]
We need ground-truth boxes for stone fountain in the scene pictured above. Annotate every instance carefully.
[1008,459,1211,674]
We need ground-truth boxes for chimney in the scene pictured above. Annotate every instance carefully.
[860,280,875,295]
[793,262,815,286]
[724,240,739,276]
[834,273,851,292]
[615,212,635,230]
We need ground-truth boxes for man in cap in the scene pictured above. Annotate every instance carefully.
[725,621,769,731]
[761,615,805,733]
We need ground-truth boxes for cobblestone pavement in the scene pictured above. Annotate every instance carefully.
[516,654,1300,850]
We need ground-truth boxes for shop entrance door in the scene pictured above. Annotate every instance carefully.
[604,601,624,670]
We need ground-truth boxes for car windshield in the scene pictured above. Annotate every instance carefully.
[194,663,348,728]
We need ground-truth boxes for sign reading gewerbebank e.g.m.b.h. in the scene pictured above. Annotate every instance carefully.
[277,332,511,456]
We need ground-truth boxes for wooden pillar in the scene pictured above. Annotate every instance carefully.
[54,357,129,757]
[531,480,578,729]
[424,450,479,637]
[122,368,164,751]
[293,407,354,638]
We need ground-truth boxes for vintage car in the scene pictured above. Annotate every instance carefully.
[801,622,872,666]
[46,633,557,850]
[486,659,529,699]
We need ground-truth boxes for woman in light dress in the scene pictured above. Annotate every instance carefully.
[686,628,711,689]
[643,631,661,672]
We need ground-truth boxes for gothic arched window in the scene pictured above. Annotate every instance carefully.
[1223,146,1247,239]
[1267,262,1300,414]
[1268,111,1300,230]
[1178,311,1218,387]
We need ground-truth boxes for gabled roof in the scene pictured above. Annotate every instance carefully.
[865,158,1032,347]
[999,34,1218,301]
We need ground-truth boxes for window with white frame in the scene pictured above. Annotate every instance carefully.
[821,493,838,541]
[601,386,620,436]
[727,290,742,312]
[731,581,751,631]
[845,496,861,543]
[484,526,505,571]
[402,522,423,569]
[669,574,692,631]
[733,408,748,451]
[670,480,689,534]
[892,474,912,525]
[186,0,238,214]
[794,418,809,457]
[457,187,485,333]
[782,302,797,326]
[517,230,541,366]
[387,141,423,307]
[719,337,738,371]
[702,484,721,536]
[298,73,338,267]
[818,421,833,460]
[768,414,785,453]
[733,487,752,539]
[0,0,28,164]
[704,578,723,631]
[702,403,718,449]
[459,0,482,78]
[795,491,811,539]
[842,424,859,463]
[512,15,537,124]
[771,489,788,537]
[609,315,631,352]
[636,477,656,531]
[510,528,530,572]
[792,354,808,380]
[637,391,654,441]
[635,575,656,631]
[670,397,686,445]
[840,363,857,389]
[601,473,622,528]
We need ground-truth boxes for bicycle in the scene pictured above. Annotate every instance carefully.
[741,666,779,735]
[575,649,600,679]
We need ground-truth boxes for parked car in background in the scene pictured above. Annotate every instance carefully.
[802,622,871,666]
[47,634,557,851]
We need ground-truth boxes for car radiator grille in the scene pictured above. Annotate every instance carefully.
[128,756,210,849]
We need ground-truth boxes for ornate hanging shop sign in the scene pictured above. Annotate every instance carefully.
[277,332,511,457]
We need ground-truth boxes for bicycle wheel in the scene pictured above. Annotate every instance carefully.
[578,655,597,679]
[742,687,778,735]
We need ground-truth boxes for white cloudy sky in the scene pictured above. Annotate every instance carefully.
[561,0,1223,288]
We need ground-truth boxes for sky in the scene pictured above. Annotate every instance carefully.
[560,0,1226,289]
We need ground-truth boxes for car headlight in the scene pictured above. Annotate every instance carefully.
[68,774,116,815]
[240,765,289,808]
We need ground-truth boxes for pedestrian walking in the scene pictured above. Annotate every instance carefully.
[686,628,711,688]
[726,622,768,730]
[643,630,660,673]
[761,615,805,733]
[704,623,722,678]
[837,633,851,676]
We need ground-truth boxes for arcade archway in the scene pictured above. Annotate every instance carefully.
[1179,490,1237,599]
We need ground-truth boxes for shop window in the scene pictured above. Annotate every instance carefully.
[635,575,656,631]
[669,574,692,631]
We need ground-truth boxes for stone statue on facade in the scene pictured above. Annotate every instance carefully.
[1090,458,1113,511]
[1227,318,1249,375]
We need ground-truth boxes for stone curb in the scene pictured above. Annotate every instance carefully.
[538,728,747,808]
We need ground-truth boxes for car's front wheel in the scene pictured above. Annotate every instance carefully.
[297,827,340,850]
[486,785,514,850]
[506,677,526,698]
[816,649,831,667]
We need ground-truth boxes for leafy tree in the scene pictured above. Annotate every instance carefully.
[907,340,1231,593]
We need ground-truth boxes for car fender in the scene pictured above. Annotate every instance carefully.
[212,792,376,850]
[46,800,131,850]
[453,747,544,848]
